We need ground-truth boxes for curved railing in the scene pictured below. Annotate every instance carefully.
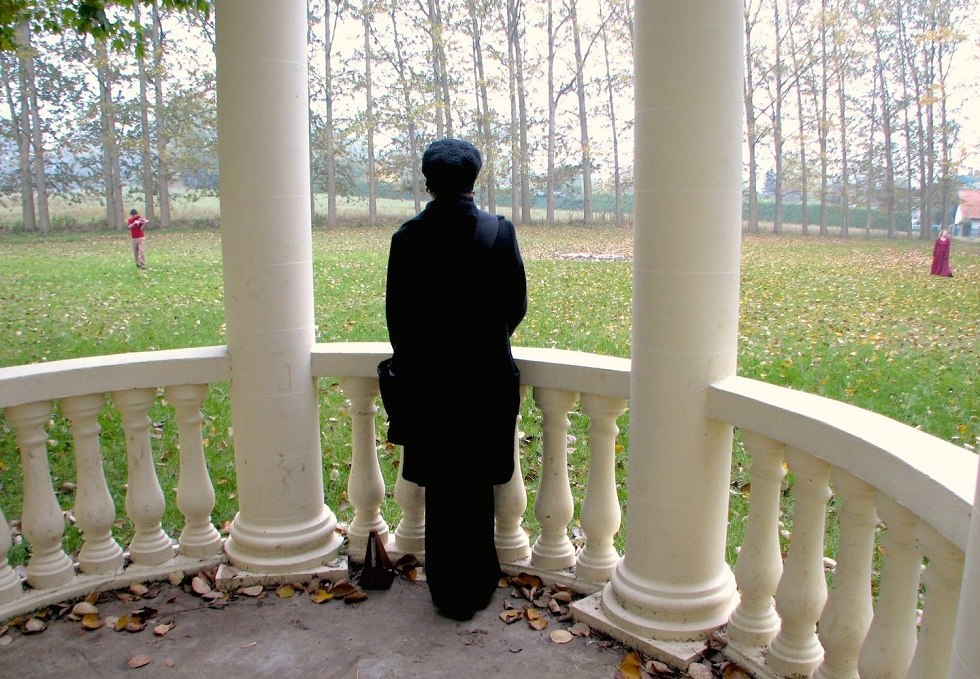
[708,376,976,679]
[0,344,975,679]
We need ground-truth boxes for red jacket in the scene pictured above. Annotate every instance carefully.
[128,215,147,239]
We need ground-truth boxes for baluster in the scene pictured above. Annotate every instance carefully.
[767,449,831,677]
[5,402,74,589]
[495,385,530,563]
[340,377,389,561]
[112,388,174,565]
[165,384,222,559]
[0,504,23,603]
[530,388,578,571]
[814,470,878,679]
[61,393,124,574]
[727,432,786,647]
[393,451,425,558]
[857,496,920,678]
[574,393,627,583]
[906,525,964,679]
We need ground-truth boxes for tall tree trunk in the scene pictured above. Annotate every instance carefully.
[836,52,850,236]
[363,0,377,226]
[426,0,453,138]
[771,0,783,234]
[151,1,171,228]
[323,0,339,227]
[134,2,156,223]
[390,4,423,212]
[4,53,36,232]
[546,0,556,225]
[570,0,593,225]
[467,0,494,213]
[506,0,520,225]
[817,0,830,235]
[17,23,49,234]
[786,0,808,235]
[743,1,762,234]
[512,0,531,223]
[599,1,622,227]
[96,40,124,231]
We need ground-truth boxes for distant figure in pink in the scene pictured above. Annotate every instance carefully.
[930,228,953,277]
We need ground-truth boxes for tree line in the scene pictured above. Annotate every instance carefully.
[1,0,976,237]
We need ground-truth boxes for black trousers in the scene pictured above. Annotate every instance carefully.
[423,480,500,615]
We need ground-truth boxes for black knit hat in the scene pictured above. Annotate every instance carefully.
[422,138,482,195]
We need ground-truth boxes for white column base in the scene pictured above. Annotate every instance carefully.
[224,507,343,574]
[598,562,738,641]
[571,592,710,668]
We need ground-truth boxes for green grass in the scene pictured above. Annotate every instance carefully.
[0,225,977,569]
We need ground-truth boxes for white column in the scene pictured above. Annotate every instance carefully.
[949,462,980,679]
[61,393,125,574]
[214,0,342,572]
[0,504,22,603]
[908,525,963,679]
[495,385,531,563]
[340,377,389,561]
[166,384,222,559]
[575,394,627,584]
[600,0,741,640]
[6,401,74,589]
[114,387,174,566]
[531,388,578,572]
[393,455,425,559]
[726,433,785,648]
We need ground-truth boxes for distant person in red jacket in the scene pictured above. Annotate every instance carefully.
[127,208,148,269]
[930,228,953,277]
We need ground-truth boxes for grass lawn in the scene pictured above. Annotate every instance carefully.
[0,224,977,566]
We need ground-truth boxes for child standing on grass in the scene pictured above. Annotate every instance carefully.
[128,208,148,269]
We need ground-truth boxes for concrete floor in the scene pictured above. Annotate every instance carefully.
[0,573,635,679]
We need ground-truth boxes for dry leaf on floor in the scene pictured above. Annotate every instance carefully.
[129,583,149,597]
[238,585,264,597]
[23,618,46,634]
[72,601,98,617]
[191,577,212,595]
[343,591,368,604]
[550,629,573,644]
[617,650,643,679]
[569,622,591,637]
[276,585,295,598]
[81,614,104,631]
[330,581,358,598]
[687,663,714,679]
[153,621,176,636]
[310,588,333,603]
[721,662,752,678]
[128,655,151,669]
[499,609,523,624]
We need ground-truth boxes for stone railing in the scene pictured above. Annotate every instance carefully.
[708,376,977,679]
[1,344,974,679]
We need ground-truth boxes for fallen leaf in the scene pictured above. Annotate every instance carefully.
[569,622,591,637]
[240,641,258,649]
[687,663,714,679]
[330,581,358,598]
[618,650,643,679]
[168,572,185,586]
[81,614,104,631]
[552,590,573,603]
[72,601,99,616]
[114,615,131,632]
[129,583,149,597]
[153,621,176,636]
[84,590,100,605]
[343,591,368,604]
[164,659,175,668]
[499,609,523,624]
[528,617,548,631]
[23,618,47,634]
[276,585,295,598]
[645,659,673,674]
[128,655,151,669]
[126,619,146,633]
[238,585,264,597]
[191,577,212,595]
[550,629,573,644]
[721,662,752,678]
[310,588,333,604]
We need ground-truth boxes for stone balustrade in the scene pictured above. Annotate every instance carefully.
[708,376,977,679]
[0,345,975,679]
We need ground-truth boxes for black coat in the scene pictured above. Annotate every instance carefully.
[384,195,527,486]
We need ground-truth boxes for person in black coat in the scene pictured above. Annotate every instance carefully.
[384,138,527,620]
